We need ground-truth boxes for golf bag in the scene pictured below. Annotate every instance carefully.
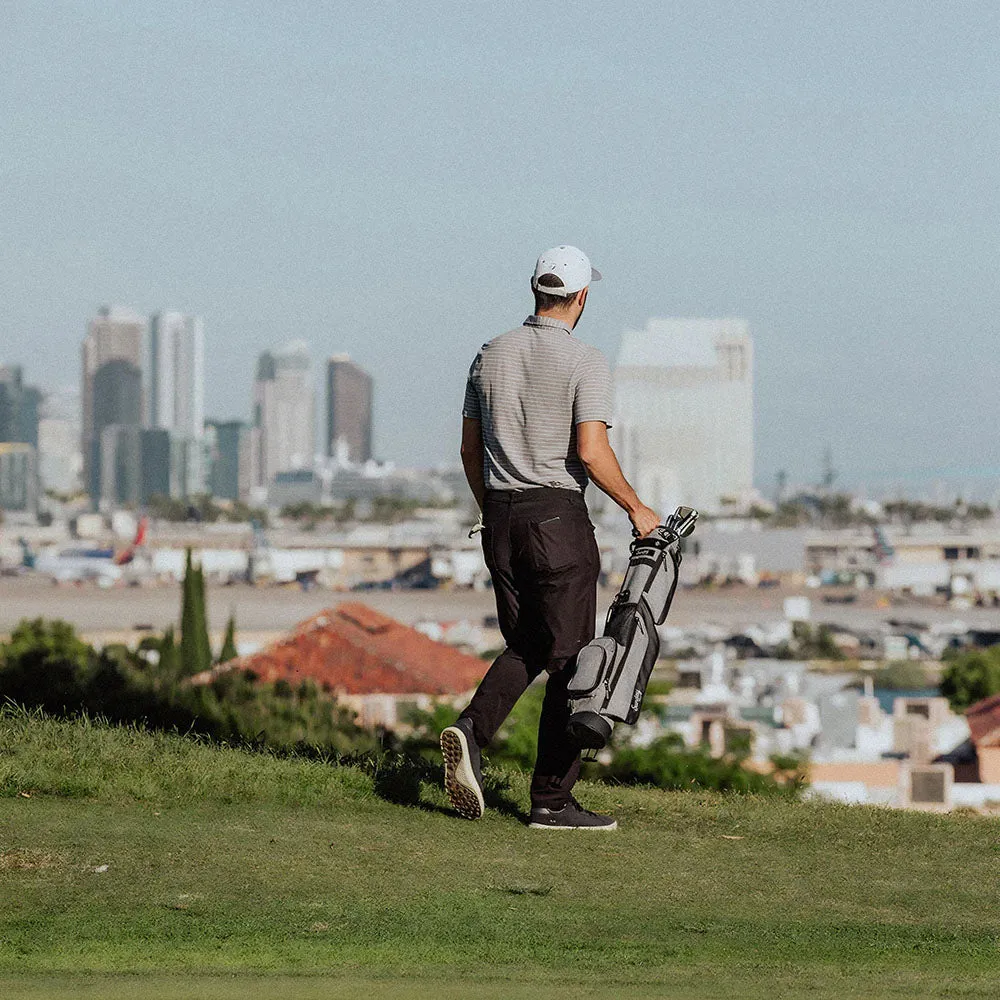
[566,506,699,750]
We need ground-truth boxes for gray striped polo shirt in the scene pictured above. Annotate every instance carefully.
[462,314,613,493]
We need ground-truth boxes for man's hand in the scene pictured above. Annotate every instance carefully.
[628,503,661,537]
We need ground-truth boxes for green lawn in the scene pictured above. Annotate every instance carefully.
[1,707,998,999]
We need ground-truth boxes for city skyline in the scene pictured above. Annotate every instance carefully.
[5,304,999,505]
[4,5,1000,495]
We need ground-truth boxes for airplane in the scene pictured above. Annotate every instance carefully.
[33,517,149,584]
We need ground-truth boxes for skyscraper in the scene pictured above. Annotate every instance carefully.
[37,387,82,495]
[99,426,171,508]
[205,419,249,501]
[139,429,171,504]
[325,355,373,464]
[0,365,41,449]
[92,358,143,509]
[38,416,81,495]
[100,425,141,509]
[147,312,205,495]
[82,306,145,501]
[252,341,315,495]
[611,319,754,514]
[0,443,37,513]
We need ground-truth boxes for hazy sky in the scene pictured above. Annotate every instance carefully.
[3,2,999,497]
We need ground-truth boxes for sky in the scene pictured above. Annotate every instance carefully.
[2,1,999,498]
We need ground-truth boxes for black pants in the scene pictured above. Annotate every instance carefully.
[460,487,600,809]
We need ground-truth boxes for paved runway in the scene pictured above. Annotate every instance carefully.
[1,577,997,636]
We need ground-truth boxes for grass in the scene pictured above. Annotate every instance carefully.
[1,705,999,999]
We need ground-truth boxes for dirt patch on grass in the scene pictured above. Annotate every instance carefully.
[0,849,64,871]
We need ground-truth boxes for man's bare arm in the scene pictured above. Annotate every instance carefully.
[576,421,660,536]
[460,417,486,511]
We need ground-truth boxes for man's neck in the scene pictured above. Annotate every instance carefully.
[534,308,576,330]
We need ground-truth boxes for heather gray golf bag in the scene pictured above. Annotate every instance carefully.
[566,506,699,750]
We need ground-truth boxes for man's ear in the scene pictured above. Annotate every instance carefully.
[577,288,588,309]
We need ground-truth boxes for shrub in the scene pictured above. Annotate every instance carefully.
[603,733,795,796]
[940,647,1000,713]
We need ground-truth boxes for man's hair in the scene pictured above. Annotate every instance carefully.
[533,273,579,313]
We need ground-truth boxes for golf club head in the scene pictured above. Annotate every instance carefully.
[669,506,699,537]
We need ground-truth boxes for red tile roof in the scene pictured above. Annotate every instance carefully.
[207,601,489,696]
[966,693,1000,747]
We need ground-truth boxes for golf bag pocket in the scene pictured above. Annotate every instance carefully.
[571,636,619,697]
[602,602,659,725]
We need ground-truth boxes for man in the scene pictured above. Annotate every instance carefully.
[441,245,660,831]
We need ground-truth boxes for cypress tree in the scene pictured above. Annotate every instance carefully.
[218,612,238,665]
[193,561,212,671]
[180,549,197,673]
[180,549,212,675]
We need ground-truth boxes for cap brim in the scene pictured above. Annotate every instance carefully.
[590,267,602,282]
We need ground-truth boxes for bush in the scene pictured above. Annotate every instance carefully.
[603,733,798,796]
[867,660,930,691]
[0,618,376,756]
[401,685,801,797]
[940,647,1000,713]
[774,622,846,661]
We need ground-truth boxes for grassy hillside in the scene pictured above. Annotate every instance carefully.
[1,706,998,999]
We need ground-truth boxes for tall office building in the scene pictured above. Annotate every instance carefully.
[139,429,171,503]
[99,426,172,508]
[0,365,41,448]
[611,318,754,515]
[205,419,249,501]
[38,387,82,495]
[82,306,145,501]
[92,358,143,509]
[0,366,18,443]
[147,312,205,496]
[325,355,373,464]
[252,341,314,494]
[0,443,37,512]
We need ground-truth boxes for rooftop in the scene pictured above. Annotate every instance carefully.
[966,693,1000,747]
[197,601,489,697]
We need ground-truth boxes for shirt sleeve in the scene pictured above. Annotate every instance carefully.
[462,353,482,420]
[573,349,613,426]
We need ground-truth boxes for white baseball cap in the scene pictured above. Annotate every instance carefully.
[531,245,602,297]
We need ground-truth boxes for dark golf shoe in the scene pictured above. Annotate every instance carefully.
[440,718,485,820]
[529,796,617,831]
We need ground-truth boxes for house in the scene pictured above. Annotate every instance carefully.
[191,601,489,729]
[963,694,1000,783]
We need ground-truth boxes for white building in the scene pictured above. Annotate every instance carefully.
[252,341,315,498]
[147,312,206,496]
[38,417,80,494]
[612,318,754,515]
[37,387,81,495]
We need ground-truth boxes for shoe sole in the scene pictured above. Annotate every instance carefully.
[528,821,618,831]
[440,726,485,820]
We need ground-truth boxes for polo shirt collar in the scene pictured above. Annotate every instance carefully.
[524,314,571,333]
